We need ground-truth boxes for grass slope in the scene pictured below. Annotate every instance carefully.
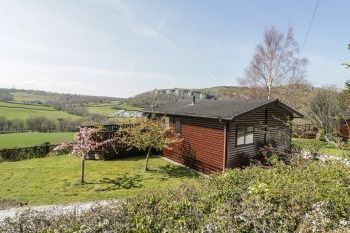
[87,102,118,116]
[0,156,200,206]
[293,138,350,159]
[0,132,75,148]
[0,101,80,120]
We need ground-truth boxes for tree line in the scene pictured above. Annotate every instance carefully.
[0,114,109,133]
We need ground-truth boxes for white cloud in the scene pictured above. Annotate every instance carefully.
[112,0,177,49]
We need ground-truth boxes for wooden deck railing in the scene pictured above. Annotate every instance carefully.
[84,124,140,159]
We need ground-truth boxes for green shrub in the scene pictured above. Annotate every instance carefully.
[0,143,57,162]
[1,160,350,232]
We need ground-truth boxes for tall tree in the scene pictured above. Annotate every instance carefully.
[307,87,340,136]
[239,26,308,99]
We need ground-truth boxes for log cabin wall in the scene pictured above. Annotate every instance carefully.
[227,104,292,168]
[163,116,225,173]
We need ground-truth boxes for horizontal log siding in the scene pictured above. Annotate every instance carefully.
[227,104,292,168]
[266,105,292,153]
[227,108,266,167]
[163,116,225,173]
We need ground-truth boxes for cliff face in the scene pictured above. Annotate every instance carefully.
[125,88,217,107]
[124,84,314,115]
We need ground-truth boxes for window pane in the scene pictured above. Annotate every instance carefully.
[237,127,245,145]
[164,117,170,129]
[175,120,181,134]
[245,127,254,144]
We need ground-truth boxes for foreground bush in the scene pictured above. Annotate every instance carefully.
[1,159,350,232]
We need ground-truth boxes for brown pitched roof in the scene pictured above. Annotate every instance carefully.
[144,99,303,120]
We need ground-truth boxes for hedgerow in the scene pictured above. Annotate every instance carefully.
[1,158,350,232]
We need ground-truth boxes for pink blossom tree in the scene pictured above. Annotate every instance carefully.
[72,127,101,184]
[55,127,115,184]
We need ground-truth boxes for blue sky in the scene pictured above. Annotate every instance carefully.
[0,0,349,97]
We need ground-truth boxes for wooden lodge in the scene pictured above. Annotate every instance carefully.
[145,98,303,173]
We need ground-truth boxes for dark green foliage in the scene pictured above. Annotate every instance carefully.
[26,116,56,132]
[1,159,349,232]
[0,143,57,162]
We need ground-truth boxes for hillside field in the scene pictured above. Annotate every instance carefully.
[0,132,75,148]
[86,101,119,116]
[0,101,80,120]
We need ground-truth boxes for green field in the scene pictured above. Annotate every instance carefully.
[0,156,200,206]
[87,102,119,116]
[0,101,80,120]
[0,132,75,148]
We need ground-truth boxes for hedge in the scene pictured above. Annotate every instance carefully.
[0,143,57,162]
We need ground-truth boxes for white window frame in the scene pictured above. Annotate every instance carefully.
[237,126,254,145]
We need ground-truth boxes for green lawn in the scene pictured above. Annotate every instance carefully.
[0,101,80,120]
[0,156,200,206]
[0,132,75,148]
[292,138,350,159]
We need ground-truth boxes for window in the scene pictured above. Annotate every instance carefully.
[237,126,254,145]
[164,117,170,129]
[175,120,181,134]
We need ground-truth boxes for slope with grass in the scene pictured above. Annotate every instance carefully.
[0,132,75,149]
[0,156,200,206]
[293,138,350,159]
[0,101,80,120]
[86,101,119,116]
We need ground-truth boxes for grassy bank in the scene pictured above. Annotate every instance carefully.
[0,156,200,206]
[0,132,75,149]
[293,138,350,159]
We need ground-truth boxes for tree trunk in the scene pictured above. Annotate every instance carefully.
[81,157,85,184]
[144,147,152,171]
[267,85,271,100]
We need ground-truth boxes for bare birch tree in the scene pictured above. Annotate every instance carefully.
[239,26,308,99]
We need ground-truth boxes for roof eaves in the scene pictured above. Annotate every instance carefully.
[276,101,304,118]
[144,110,223,120]
[230,99,278,120]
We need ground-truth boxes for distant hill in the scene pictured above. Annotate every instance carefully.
[124,85,315,114]
[0,85,315,121]
[0,88,121,105]
[0,88,134,126]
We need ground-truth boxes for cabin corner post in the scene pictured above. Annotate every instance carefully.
[223,121,228,172]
